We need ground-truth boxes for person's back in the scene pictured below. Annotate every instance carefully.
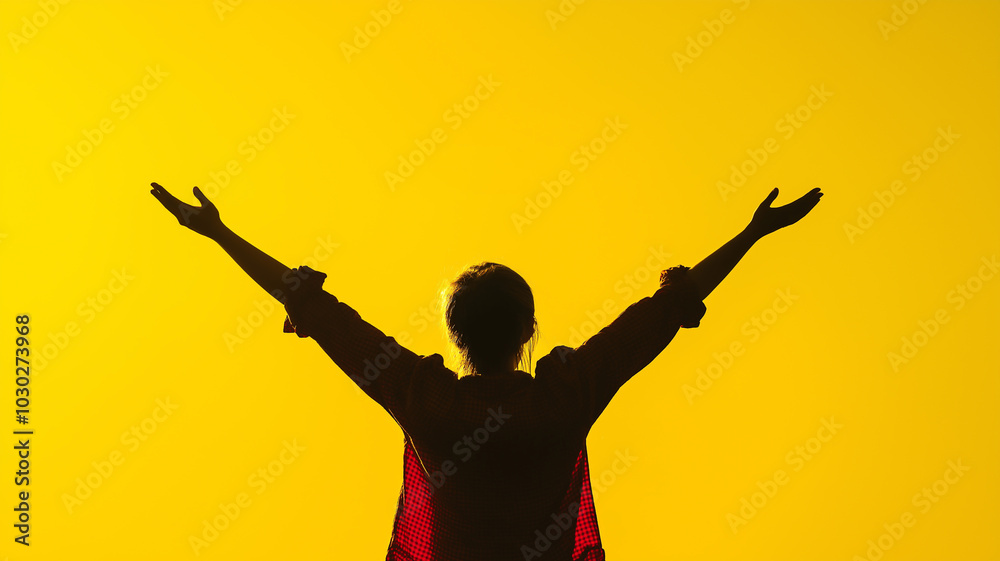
[393,363,598,560]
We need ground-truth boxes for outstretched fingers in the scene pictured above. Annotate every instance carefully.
[788,189,823,220]
[151,182,182,206]
[150,182,191,221]
[785,188,823,207]
[799,188,823,210]
[801,187,822,200]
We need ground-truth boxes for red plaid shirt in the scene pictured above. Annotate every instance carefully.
[283,265,705,560]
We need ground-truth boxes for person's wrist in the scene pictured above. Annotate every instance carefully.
[207,222,230,242]
[743,222,767,242]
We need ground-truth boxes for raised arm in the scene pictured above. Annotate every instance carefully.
[150,182,452,426]
[539,187,823,426]
[150,182,302,304]
[688,187,823,300]
[211,226,299,303]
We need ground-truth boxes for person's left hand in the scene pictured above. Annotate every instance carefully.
[150,182,225,239]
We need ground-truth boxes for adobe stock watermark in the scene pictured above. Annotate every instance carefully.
[844,126,958,243]
[682,288,798,404]
[545,0,586,30]
[512,116,627,233]
[343,337,410,399]
[375,291,443,367]
[189,439,306,556]
[198,106,296,201]
[521,501,580,560]
[404,292,445,338]
[52,65,168,182]
[223,235,340,352]
[61,397,179,514]
[7,0,71,53]
[556,246,672,352]
[887,254,997,372]
[589,448,638,498]
[214,0,245,21]
[418,407,512,500]
[337,289,441,389]
[340,0,414,63]
[385,74,500,192]
[852,459,969,561]
[878,0,930,40]
[717,84,833,202]
[328,292,446,397]
[672,0,750,72]
[726,416,842,534]
[34,268,135,374]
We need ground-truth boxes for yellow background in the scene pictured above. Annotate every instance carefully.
[2,0,998,559]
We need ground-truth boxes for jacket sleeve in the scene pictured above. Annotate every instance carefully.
[281,266,456,426]
[535,265,706,428]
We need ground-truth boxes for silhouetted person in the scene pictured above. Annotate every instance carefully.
[151,183,822,560]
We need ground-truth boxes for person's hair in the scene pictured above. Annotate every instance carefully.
[444,262,538,376]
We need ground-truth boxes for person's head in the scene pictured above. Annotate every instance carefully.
[444,262,538,376]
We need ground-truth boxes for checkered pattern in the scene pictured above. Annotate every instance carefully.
[283,265,705,560]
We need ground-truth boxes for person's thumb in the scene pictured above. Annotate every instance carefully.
[762,187,779,207]
[193,186,212,207]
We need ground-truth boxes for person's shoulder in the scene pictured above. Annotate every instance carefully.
[535,345,575,376]
[533,346,585,399]
[529,347,590,428]
[405,353,459,410]
[414,353,457,379]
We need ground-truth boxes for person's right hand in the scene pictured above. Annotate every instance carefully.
[747,188,823,238]
[150,182,225,239]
